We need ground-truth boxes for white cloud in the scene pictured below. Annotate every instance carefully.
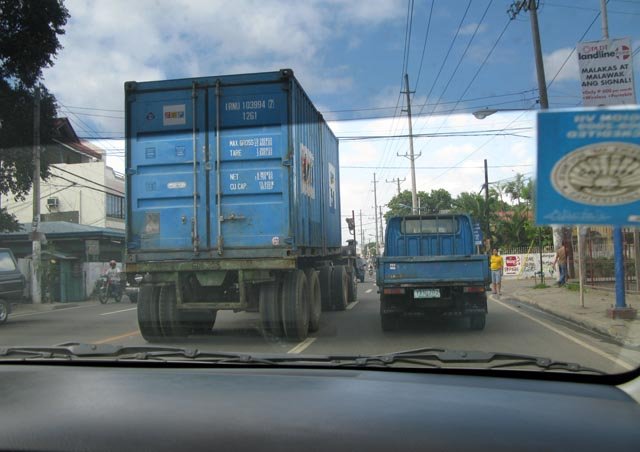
[43,0,397,133]
[543,47,579,83]
[459,23,487,36]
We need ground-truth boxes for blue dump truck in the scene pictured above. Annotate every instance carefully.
[124,69,357,342]
[376,214,490,331]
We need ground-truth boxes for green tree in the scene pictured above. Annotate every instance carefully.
[0,0,69,231]
[385,189,453,220]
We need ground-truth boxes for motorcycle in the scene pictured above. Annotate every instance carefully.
[97,275,124,304]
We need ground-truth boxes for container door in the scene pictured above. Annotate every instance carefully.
[208,83,289,252]
[129,88,208,251]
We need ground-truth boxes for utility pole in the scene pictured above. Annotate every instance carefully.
[509,1,564,250]
[359,210,364,255]
[483,159,490,251]
[379,206,384,251]
[386,177,405,196]
[372,173,379,255]
[399,73,420,213]
[31,89,42,304]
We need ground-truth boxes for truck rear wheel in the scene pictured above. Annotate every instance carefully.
[281,270,310,342]
[304,269,321,333]
[260,282,283,337]
[157,284,187,338]
[331,265,349,311]
[137,284,162,342]
[318,266,333,311]
[347,270,357,303]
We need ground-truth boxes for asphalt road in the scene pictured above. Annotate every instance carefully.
[3,279,640,374]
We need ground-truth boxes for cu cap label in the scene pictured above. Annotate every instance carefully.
[551,141,640,206]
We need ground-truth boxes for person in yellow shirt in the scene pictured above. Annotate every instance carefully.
[490,248,503,295]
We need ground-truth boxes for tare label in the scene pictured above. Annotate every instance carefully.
[222,169,282,195]
[221,129,282,161]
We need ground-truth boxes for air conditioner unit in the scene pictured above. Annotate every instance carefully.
[47,197,59,208]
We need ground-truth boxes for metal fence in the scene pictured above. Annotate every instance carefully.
[500,227,640,291]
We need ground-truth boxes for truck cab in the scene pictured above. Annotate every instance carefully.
[376,214,489,331]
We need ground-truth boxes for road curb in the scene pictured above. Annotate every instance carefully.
[507,291,640,348]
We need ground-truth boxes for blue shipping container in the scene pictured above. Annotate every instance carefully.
[125,69,341,261]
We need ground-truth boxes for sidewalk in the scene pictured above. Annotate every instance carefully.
[501,278,640,348]
[11,299,99,314]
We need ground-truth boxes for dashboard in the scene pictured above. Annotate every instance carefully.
[1,364,639,451]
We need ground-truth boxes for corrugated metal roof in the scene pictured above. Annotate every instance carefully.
[0,222,124,238]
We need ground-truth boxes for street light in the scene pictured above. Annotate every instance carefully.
[472,108,533,120]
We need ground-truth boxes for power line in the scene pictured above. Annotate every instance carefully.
[53,166,124,196]
[415,17,514,153]
[414,1,472,117]
[546,7,603,90]
[423,0,494,117]
[543,1,640,15]
[412,0,435,98]
[342,164,533,170]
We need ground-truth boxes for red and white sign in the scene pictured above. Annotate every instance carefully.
[577,37,636,106]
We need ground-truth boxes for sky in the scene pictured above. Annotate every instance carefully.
[41,0,640,244]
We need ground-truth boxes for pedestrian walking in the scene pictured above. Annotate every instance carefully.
[490,248,503,295]
[553,242,568,286]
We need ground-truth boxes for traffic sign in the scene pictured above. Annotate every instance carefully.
[472,223,483,246]
[536,107,640,226]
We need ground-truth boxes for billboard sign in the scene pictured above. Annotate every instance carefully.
[536,107,640,226]
[578,37,636,106]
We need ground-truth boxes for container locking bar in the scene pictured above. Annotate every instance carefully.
[215,79,223,255]
[192,82,200,254]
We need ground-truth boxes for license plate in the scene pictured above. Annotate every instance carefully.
[414,288,440,299]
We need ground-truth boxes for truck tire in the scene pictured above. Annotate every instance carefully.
[260,282,283,337]
[137,284,162,342]
[470,314,486,331]
[281,270,310,342]
[318,266,333,311]
[181,310,217,335]
[0,299,9,324]
[304,269,321,333]
[347,270,357,303]
[331,265,349,311]
[157,284,187,338]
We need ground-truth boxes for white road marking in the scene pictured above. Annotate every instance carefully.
[365,289,373,294]
[11,304,95,318]
[100,307,138,316]
[490,295,635,371]
[287,337,317,354]
[346,300,359,310]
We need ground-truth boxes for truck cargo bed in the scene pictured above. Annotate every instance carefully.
[378,255,490,286]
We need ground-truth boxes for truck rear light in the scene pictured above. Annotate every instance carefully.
[383,288,406,295]
[463,286,485,293]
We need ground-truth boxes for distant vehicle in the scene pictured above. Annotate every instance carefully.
[355,257,366,282]
[0,248,25,324]
[124,273,143,303]
[97,275,124,304]
[124,69,357,342]
[376,214,490,331]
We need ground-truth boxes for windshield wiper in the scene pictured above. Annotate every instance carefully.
[0,343,279,365]
[0,343,606,374]
[341,347,607,374]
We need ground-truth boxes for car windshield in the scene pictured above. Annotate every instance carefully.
[1,0,640,377]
